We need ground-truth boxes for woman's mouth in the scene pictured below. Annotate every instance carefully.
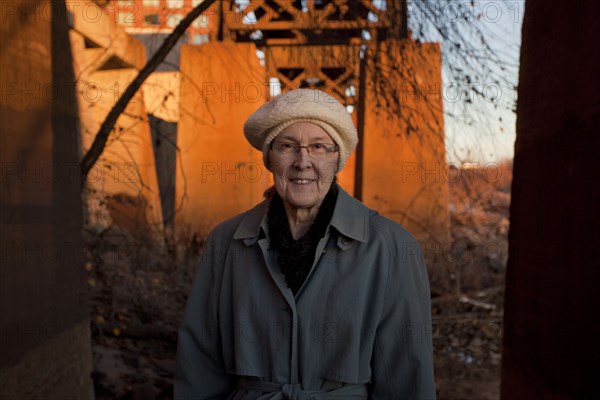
[289,178,316,185]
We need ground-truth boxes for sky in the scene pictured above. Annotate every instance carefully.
[415,1,524,163]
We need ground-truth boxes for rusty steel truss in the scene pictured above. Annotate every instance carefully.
[214,0,406,105]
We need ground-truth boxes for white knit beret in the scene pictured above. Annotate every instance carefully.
[243,89,358,172]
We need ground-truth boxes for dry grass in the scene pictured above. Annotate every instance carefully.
[430,160,512,399]
[85,224,204,399]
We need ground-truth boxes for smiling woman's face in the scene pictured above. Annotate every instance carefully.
[268,122,339,212]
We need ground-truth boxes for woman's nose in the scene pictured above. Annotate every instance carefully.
[293,147,312,168]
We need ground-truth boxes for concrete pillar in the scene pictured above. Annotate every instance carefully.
[69,1,162,233]
[177,42,269,235]
[501,1,600,398]
[362,39,450,244]
[142,71,181,226]
[87,68,164,233]
[0,1,94,398]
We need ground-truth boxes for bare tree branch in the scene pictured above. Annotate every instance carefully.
[79,0,217,186]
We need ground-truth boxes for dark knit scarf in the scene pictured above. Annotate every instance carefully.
[267,184,338,295]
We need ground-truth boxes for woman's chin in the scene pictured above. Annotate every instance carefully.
[282,191,322,210]
[284,197,317,210]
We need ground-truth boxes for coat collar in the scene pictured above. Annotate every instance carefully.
[233,185,371,245]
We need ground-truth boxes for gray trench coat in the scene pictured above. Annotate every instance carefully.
[175,186,436,399]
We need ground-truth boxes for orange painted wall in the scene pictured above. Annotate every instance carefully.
[362,39,450,244]
[177,42,270,235]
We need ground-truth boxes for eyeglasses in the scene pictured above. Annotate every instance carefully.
[270,141,339,157]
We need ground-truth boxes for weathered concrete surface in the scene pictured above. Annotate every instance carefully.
[0,321,93,399]
[142,71,181,123]
[0,0,93,398]
[88,69,163,232]
[70,0,146,71]
[149,114,178,226]
[70,2,163,232]
[362,39,450,244]
[143,72,181,226]
[177,42,269,235]
[501,1,600,399]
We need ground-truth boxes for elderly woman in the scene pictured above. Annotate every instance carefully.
[175,89,435,399]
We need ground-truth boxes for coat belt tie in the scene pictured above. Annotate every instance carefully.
[281,383,315,400]
[236,378,368,400]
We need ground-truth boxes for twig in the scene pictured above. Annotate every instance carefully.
[459,294,496,311]
[80,0,217,186]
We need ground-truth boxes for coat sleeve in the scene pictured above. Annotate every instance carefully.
[174,230,233,400]
[369,236,436,399]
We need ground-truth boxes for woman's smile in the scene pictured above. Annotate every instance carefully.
[288,177,317,185]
